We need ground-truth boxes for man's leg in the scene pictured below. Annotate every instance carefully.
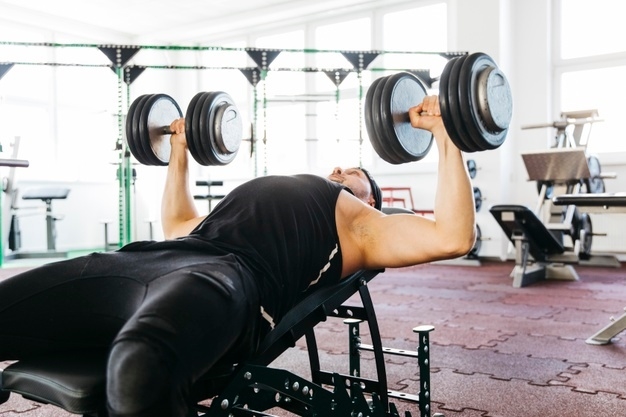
[106,260,261,417]
[0,254,147,359]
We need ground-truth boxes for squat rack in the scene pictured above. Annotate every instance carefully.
[0,41,463,250]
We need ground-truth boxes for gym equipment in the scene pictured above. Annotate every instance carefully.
[0,208,443,417]
[125,92,243,166]
[365,52,512,164]
[6,188,71,260]
[473,186,483,212]
[490,205,577,288]
[553,193,626,345]
[466,159,477,179]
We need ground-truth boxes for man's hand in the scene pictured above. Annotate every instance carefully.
[169,118,187,148]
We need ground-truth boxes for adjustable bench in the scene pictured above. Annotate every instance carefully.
[490,204,580,287]
[553,193,626,345]
[0,210,441,417]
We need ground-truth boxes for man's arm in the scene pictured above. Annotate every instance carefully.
[161,118,207,239]
[339,96,476,274]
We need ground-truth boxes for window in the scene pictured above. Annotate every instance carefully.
[314,17,372,173]
[556,0,626,154]
[560,0,626,59]
[254,30,307,176]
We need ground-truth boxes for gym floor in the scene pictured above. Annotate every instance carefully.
[1,260,625,416]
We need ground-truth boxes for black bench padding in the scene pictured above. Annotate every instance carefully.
[490,204,565,260]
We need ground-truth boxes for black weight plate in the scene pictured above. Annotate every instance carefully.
[185,92,206,165]
[138,95,165,166]
[192,92,214,165]
[125,94,149,164]
[364,77,393,163]
[467,223,482,259]
[141,93,183,166]
[131,94,152,165]
[466,159,477,179]
[380,72,433,162]
[207,92,242,165]
[459,53,510,150]
[578,212,593,259]
[587,155,601,178]
[196,91,221,165]
[458,53,499,150]
[447,55,481,152]
[473,186,483,212]
[371,76,405,164]
[439,57,473,153]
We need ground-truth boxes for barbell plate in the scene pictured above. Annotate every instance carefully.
[130,95,153,165]
[191,92,215,166]
[466,159,477,179]
[459,53,511,150]
[467,223,482,258]
[185,92,206,166]
[196,91,221,165]
[138,94,163,166]
[473,186,483,212]
[578,212,593,259]
[126,94,149,165]
[440,57,473,153]
[208,92,242,165]
[365,77,396,164]
[141,93,183,166]
[370,75,406,164]
[447,55,482,152]
[381,72,433,162]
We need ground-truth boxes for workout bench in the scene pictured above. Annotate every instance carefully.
[6,187,70,259]
[490,204,580,288]
[0,209,442,417]
[553,193,626,345]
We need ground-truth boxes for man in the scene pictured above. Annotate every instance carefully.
[0,95,475,417]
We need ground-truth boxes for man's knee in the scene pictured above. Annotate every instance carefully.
[106,338,181,417]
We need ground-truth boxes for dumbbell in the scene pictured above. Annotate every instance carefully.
[364,52,513,164]
[125,92,243,166]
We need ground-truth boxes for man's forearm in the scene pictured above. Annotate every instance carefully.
[161,142,200,238]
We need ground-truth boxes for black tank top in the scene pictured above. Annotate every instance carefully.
[183,174,346,328]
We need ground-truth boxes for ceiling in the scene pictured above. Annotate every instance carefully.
[0,0,412,44]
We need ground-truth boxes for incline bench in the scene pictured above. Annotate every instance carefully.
[0,208,442,417]
[490,204,581,288]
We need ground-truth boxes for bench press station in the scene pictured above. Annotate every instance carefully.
[490,147,617,287]
[0,208,443,416]
[552,193,626,345]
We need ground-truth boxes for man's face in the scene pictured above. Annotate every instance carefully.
[327,167,376,208]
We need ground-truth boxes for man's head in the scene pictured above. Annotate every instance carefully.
[327,167,382,211]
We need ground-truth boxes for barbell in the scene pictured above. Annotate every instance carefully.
[364,52,513,164]
[125,91,243,166]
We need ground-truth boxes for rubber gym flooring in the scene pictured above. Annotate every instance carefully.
[1,260,625,416]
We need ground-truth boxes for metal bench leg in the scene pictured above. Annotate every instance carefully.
[586,307,626,345]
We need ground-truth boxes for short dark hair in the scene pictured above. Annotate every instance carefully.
[359,168,382,211]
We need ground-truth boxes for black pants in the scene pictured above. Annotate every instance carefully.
[0,249,262,417]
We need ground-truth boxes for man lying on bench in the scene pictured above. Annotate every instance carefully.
[0,95,476,417]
